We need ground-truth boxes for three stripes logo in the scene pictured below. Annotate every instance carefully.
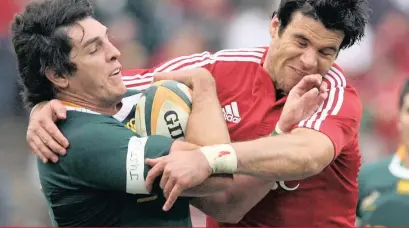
[222,101,241,124]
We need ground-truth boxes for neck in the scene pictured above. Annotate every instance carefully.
[58,93,121,115]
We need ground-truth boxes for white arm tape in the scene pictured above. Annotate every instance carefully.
[200,144,238,174]
[274,122,285,134]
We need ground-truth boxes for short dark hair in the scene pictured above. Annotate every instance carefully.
[273,0,369,50]
[399,79,409,110]
[11,0,94,108]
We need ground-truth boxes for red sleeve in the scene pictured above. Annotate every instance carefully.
[296,65,362,157]
[120,51,216,90]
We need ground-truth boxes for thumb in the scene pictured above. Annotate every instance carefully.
[50,100,67,120]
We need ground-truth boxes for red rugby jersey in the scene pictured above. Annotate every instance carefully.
[122,47,362,227]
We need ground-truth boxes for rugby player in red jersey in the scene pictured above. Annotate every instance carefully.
[27,0,369,227]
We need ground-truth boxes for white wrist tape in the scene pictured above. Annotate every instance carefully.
[200,144,238,174]
[274,123,285,134]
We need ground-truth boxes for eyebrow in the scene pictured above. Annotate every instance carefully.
[81,28,108,49]
[294,34,338,53]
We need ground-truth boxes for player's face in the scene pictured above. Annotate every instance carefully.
[66,17,126,106]
[399,94,409,144]
[266,12,344,94]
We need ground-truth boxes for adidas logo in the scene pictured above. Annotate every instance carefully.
[222,101,241,123]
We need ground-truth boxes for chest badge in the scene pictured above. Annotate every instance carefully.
[222,101,241,124]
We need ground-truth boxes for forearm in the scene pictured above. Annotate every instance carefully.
[185,70,230,144]
[232,133,319,181]
[190,175,275,223]
[182,70,232,195]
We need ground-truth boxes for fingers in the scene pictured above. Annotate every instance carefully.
[40,122,68,155]
[319,82,328,93]
[160,167,170,189]
[29,141,48,163]
[50,99,67,120]
[297,74,322,91]
[145,158,165,192]
[31,132,59,163]
[163,184,184,211]
[163,176,176,199]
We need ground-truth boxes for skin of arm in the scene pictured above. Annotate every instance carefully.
[233,128,334,180]
[154,68,235,197]
[157,69,278,223]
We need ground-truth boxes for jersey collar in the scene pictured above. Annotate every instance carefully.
[61,101,101,115]
[389,145,409,179]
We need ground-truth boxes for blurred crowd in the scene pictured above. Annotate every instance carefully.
[0,0,408,226]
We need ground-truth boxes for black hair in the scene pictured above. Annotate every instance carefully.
[10,0,94,108]
[399,79,409,110]
[273,0,369,50]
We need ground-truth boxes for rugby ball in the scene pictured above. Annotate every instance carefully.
[134,80,192,139]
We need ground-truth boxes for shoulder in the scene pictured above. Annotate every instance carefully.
[59,113,135,154]
[324,63,362,118]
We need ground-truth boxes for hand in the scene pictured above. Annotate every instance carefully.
[279,74,328,132]
[145,141,212,211]
[27,99,69,163]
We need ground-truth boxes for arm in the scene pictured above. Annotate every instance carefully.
[155,68,276,222]
[232,84,361,180]
[26,50,218,162]
[151,68,234,197]
[61,122,177,195]
[144,74,332,212]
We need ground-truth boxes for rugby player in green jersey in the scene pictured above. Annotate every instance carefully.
[357,79,409,227]
[10,0,237,226]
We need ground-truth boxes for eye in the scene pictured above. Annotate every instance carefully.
[89,44,100,55]
[319,50,336,58]
[319,51,331,57]
[297,40,307,48]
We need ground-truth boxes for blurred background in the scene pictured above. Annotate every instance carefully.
[0,0,408,226]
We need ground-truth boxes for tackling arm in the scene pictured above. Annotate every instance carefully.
[154,68,234,196]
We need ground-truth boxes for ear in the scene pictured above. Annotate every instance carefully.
[269,15,280,39]
[45,68,69,89]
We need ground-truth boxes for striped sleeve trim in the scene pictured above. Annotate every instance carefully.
[297,66,346,131]
[122,48,265,90]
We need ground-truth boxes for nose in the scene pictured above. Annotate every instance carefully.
[300,48,318,70]
[105,41,121,62]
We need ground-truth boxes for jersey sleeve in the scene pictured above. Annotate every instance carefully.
[295,66,362,158]
[60,122,175,195]
[120,47,267,90]
[121,51,217,91]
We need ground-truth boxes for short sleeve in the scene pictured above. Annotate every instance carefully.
[60,121,175,195]
[121,51,217,90]
[296,66,362,157]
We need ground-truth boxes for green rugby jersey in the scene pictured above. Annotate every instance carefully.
[38,90,191,227]
[357,146,409,226]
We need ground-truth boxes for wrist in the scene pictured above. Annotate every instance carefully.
[272,122,287,135]
[200,144,238,174]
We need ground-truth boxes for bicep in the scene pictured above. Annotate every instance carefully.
[291,128,335,169]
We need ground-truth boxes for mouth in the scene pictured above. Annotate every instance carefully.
[110,67,122,77]
[290,67,309,76]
